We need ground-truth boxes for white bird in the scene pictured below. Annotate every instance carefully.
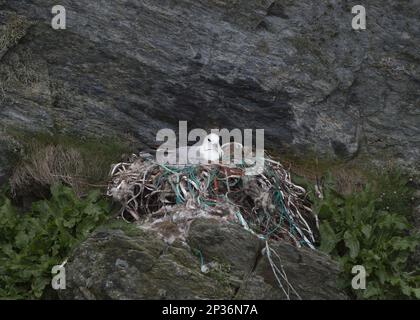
[157,133,223,166]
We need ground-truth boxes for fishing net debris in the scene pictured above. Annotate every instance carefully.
[107,150,319,249]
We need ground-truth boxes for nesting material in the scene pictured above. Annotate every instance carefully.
[138,204,236,245]
[107,151,318,249]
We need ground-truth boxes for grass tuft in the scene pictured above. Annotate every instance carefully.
[9,131,135,198]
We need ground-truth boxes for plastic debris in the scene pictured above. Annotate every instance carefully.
[107,149,320,300]
[107,150,318,249]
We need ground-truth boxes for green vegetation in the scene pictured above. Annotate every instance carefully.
[1,134,418,300]
[207,261,234,291]
[310,170,420,299]
[0,129,133,298]
[0,184,112,299]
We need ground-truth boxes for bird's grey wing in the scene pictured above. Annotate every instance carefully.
[186,145,203,164]
[156,146,195,165]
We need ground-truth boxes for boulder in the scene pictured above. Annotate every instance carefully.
[59,217,347,300]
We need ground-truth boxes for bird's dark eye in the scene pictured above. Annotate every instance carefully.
[208,138,211,142]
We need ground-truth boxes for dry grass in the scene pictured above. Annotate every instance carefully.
[279,156,368,196]
[10,144,90,197]
[331,166,366,195]
[8,131,135,198]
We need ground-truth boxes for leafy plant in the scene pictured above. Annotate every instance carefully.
[311,172,420,299]
[0,184,111,299]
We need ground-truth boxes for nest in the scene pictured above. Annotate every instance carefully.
[107,150,319,249]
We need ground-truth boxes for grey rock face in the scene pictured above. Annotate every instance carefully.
[0,1,419,175]
[236,241,348,300]
[60,217,347,300]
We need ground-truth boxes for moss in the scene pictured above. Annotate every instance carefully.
[0,13,30,53]
[288,36,328,65]
[169,244,202,270]
[101,220,145,238]
[189,246,236,296]
[207,261,234,288]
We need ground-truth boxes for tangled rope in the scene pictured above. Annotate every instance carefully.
[107,151,319,299]
[108,152,318,248]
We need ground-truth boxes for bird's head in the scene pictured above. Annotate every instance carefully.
[205,133,220,146]
[202,133,223,157]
